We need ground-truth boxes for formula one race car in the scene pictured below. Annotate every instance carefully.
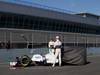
[10,53,58,67]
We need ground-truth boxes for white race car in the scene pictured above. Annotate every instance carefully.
[10,53,58,67]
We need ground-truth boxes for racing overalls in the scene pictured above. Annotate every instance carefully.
[48,40,55,55]
[52,39,62,67]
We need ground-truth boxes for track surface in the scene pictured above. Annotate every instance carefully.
[0,55,100,75]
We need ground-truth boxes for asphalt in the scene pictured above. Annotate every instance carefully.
[0,55,100,75]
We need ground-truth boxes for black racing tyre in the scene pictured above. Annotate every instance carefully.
[19,55,31,67]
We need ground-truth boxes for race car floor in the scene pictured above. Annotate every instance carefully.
[0,55,100,75]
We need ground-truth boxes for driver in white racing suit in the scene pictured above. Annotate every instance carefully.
[52,36,62,67]
[48,39,55,55]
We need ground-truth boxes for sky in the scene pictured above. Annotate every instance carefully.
[0,0,100,15]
